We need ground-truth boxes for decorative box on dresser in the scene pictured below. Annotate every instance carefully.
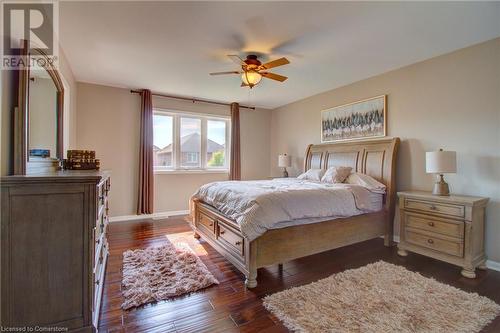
[1,170,110,332]
[397,191,489,278]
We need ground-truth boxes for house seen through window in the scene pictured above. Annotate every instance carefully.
[153,110,229,171]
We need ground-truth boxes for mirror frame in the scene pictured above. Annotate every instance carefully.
[14,39,64,175]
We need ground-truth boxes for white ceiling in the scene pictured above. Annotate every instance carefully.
[59,1,500,109]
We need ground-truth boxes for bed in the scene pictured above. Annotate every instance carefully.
[190,137,400,288]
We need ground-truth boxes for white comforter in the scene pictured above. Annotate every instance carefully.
[192,178,383,241]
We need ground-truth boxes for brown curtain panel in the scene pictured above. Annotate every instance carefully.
[137,89,154,214]
[229,102,241,180]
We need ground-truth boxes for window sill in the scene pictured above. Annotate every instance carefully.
[154,169,229,175]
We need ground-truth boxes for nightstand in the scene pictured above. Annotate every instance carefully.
[397,191,489,278]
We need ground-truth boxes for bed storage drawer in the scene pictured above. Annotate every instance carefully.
[404,199,464,218]
[197,211,216,237]
[217,221,244,256]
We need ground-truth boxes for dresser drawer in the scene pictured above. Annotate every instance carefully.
[406,229,463,257]
[218,221,244,256]
[93,242,106,311]
[94,239,107,275]
[404,198,464,218]
[95,213,106,242]
[197,212,216,236]
[405,212,464,239]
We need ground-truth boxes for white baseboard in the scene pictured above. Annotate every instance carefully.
[387,235,500,272]
[486,260,500,272]
[109,210,189,223]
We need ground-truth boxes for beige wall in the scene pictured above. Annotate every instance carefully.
[1,47,77,176]
[270,38,500,262]
[76,83,271,217]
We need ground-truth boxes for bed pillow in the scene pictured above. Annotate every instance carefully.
[297,168,325,181]
[346,172,386,192]
[321,166,352,183]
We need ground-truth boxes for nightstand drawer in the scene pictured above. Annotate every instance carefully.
[406,229,463,257]
[405,212,464,239]
[404,199,464,218]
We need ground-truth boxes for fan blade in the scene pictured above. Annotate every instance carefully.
[261,72,288,82]
[209,71,241,76]
[228,54,245,66]
[259,57,290,70]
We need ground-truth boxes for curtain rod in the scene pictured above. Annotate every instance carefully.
[130,90,255,110]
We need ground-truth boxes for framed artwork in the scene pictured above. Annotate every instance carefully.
[321,95,386,143]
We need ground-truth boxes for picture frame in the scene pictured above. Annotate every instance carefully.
[321,95,387,143]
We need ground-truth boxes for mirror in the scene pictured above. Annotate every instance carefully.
[28,66,58,160]
[14,40,64,174]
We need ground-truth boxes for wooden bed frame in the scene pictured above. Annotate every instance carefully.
[191,137,400,288]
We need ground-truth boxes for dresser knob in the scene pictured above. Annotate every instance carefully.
[95,279,100,285]
[427,239,434,244]
[429,205,437,210]
[235,241,242,246]
[209,223,213,227]
[428,222,435,227]
[220,230,225,234]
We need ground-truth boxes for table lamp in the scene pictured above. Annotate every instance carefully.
[426,149,456,196]
[278,154,292,178]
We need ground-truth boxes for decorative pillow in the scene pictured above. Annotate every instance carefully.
[321,166,353,183]
[297,168,325,181]
[345,172,386,193]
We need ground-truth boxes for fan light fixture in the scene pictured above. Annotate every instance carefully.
[241,71,262,87]
[209,54,289,89]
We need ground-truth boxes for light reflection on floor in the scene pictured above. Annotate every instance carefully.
[165,231,209,256]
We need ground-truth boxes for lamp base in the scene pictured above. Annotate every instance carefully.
[432,174,450,196]
[282,168,289,178]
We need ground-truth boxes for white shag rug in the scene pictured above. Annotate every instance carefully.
[263,261,500,333]
[121,241,218,309]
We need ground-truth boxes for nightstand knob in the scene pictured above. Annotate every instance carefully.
[428,221,435,227]
[429,205,437,210]
[427,239,434,244]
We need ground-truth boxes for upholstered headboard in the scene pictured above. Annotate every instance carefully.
[304,137,400,211]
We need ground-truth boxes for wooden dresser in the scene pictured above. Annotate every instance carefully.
[397,191,488,278]
[1,170,110,332]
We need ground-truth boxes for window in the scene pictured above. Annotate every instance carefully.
[153,114,173,167]
[153,109,230,172]
[207,120,226,168]
[180,117,201,167]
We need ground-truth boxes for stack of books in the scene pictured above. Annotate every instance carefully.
[63,150,100,170]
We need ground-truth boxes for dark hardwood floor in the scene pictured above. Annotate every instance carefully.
[99,216,500,333]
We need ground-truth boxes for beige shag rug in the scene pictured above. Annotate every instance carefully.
[121,241,218,309]
[264,261,500,333]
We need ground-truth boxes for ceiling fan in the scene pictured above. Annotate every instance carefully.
[210,54,290,88]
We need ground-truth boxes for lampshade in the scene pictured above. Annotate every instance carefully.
[278,154,292,168]
[241,71,262,86]
[426,150,456,174]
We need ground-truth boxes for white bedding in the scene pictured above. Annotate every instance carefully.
[192,178,384,241]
